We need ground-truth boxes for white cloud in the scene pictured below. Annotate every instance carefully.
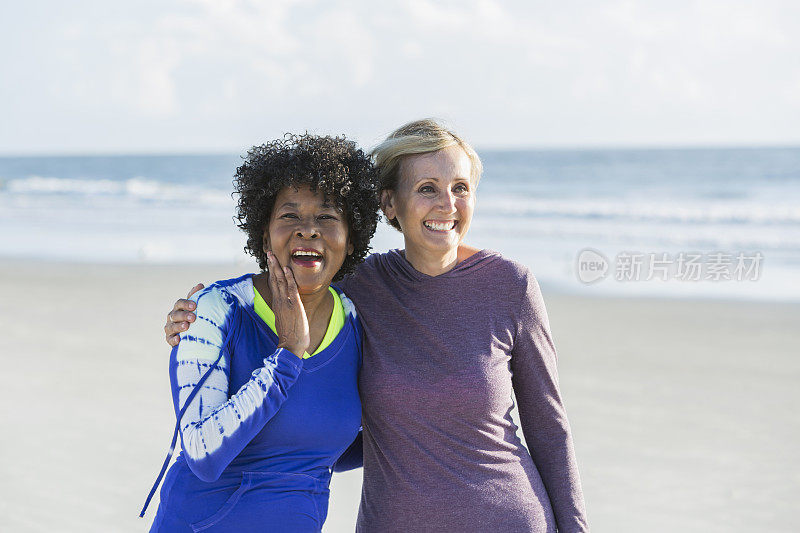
[133,38,181,116]
[2,0,799,152]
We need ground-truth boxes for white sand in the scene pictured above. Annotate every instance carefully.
[1,260,797,532]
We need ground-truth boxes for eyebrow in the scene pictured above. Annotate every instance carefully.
[277,201,337,209]
[412,176,471,184]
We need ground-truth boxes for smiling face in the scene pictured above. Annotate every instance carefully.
[382,144,475,259]
[263,185,353,295]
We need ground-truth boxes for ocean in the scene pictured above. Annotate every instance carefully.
[1,147,798,301]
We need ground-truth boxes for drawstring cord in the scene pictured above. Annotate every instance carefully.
[139,351,225,518]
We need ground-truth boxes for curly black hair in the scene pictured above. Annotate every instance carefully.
[233,133,380,281]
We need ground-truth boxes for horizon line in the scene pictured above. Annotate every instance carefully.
[3,141,800,159]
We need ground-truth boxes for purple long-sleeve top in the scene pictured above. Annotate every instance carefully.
[339,249,588,532]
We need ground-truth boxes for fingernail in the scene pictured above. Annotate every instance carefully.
[188,314,195,321]
[182,323,188,330]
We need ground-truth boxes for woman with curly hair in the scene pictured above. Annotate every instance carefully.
[141,133,380,532]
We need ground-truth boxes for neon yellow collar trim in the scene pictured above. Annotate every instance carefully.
[253,285,345,359]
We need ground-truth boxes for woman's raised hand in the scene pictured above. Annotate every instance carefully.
[267,251,310,359]
[165,283,205,347]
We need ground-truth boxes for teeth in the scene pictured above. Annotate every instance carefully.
[293,251,322,258]
[424,221,456,231]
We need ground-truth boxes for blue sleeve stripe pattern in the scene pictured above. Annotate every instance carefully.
[178,350,303,480]
[140,280,304,518]
[174,286,304,482]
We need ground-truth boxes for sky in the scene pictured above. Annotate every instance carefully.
[1,0,799,154]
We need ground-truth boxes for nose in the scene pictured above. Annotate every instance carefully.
[438,189,457,212]
[296,221,319,239]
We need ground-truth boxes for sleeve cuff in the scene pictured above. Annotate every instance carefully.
[272,347,305,371]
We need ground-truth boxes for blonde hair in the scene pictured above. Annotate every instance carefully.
[371,119,483,230]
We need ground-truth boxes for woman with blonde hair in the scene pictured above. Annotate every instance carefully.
[166,119,589,532]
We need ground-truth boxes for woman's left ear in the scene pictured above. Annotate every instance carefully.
[347,240,354,256]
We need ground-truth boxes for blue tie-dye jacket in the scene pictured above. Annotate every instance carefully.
[145,274,362,532]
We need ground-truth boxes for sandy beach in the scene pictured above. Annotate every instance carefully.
[1,259,797,533]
